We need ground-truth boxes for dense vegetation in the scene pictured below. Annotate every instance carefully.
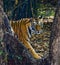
[3,0,57,20]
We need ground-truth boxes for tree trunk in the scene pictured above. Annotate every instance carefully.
[0,0,7,65]
[50,0,60,65]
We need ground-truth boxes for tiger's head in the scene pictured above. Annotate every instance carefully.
[27,18,43,38]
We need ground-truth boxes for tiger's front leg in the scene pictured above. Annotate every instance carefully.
[21,22,41,59]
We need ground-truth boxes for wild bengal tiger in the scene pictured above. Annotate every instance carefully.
[10,18,43,59]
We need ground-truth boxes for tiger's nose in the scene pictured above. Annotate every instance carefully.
[35,25,41,31]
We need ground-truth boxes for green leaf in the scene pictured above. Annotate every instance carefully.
[0,50,3,55]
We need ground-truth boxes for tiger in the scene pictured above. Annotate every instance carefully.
[10,18,43,59]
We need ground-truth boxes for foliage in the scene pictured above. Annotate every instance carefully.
[3,0,56,20]
[36,4,55,17]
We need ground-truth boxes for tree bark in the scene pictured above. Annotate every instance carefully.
[0,0,7,65]
[50,0,60,65]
